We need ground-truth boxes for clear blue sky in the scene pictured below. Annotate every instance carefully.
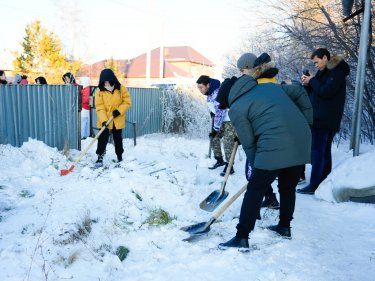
[0,0,261,69]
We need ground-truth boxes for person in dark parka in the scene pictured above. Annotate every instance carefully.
[216,53,313,211]
[218,52,312,250]
[297,48,350,194]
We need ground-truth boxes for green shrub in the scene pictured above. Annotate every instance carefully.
[116,246,129,261]
[145,208,175,225]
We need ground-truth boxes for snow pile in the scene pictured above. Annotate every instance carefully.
[0,135,374,281]
[316,148,375,203]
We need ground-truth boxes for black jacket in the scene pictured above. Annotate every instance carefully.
[305,56,350,132]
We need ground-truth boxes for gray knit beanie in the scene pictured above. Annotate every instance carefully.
[236,52,257,69]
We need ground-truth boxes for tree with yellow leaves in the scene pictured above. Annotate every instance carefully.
[13,20,80,84]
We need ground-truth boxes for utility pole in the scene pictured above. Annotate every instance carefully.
[349,0,372,156]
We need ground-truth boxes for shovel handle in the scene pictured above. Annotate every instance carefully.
[217,141,239,197]
[213,183,247,220]
[69,116,114,168]
[208,116,215,159]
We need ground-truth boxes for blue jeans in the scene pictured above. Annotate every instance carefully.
[309,128,335,188]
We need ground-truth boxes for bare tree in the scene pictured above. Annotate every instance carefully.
[224,0,375,143]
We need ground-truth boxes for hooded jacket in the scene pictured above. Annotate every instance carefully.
[217,61,313,125]
[206,78,230,131]
[254,61,313,125]
[62,72,77,85]
[305,56,350,132]
[95,69,131,129]
[228,74,311,170]
[13,74,22,84]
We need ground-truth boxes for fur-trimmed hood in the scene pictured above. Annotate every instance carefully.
[248,61,277,79]
[327,56,350,76]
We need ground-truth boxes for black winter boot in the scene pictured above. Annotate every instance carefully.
[218,236,249,250]
[296,185,317,194]
[95,154,104,168]
[208,157,226,170]
[220,163,235,176]
[267,224,291,239]
[261,193,280,209]
[117,155,123,163]
[96,154,103,164]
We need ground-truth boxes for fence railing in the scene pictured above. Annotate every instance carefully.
[0,84,80,150]
[0,85,165,150]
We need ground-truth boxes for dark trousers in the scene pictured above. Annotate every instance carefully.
[309,128,335,188]
[96,126,124,158]
[245,159,275,198]
[236,165,304,239]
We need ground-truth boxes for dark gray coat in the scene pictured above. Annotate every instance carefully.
[228,75,311,170]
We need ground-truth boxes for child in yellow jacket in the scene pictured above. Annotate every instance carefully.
[95,69,132,165]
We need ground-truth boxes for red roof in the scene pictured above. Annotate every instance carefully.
[77,46,214,79]
[125,46,214,78]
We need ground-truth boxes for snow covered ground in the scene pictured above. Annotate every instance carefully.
[0,134,374,281]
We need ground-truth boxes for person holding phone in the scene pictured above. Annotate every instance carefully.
[298,48,350,194]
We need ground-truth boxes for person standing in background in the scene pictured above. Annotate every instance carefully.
[35,77,48,84]
[12,73,22,84]
[0,71,7,84]
[297,48,350,195]
[62,72,77,85]
[20,75,29,85]
[80,77,91,139]
[196,75,237,176]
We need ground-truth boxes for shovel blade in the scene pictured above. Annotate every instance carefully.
[180,221,211,235]
[60,165,75,176]
[182,233,208,242]
[199,190,229,212]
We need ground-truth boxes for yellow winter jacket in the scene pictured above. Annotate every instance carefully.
[95,85,132,129]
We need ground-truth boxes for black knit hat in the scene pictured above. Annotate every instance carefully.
[254,53,271,67]
[254,52,279,79]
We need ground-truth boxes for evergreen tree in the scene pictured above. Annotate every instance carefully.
[13,20,80,84]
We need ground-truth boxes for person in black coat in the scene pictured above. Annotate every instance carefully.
[298,48,350,194]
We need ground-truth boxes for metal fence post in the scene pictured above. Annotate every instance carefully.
[350,0,372,156]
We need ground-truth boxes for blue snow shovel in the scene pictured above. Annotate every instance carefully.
[199,141,239,212]
[181,183,247,240]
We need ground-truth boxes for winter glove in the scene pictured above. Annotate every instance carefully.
[234,136,241,145]
[209,130,217,138]
[102,121,108,128]
[210,112,215,118]
[112,109,121,118]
